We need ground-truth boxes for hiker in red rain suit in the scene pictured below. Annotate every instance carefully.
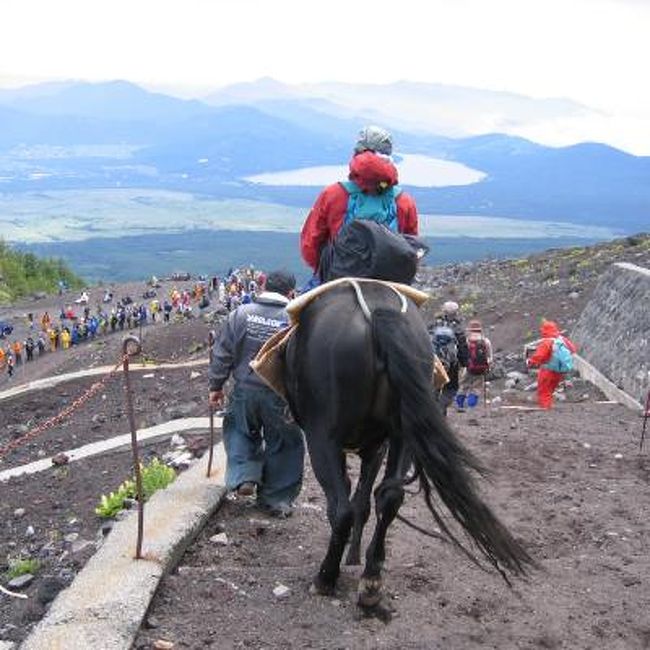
[300,129,419,273]
[527,320,577,409]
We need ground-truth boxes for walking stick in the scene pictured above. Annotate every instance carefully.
[483,374,488,412]
[640,390,650,452]
[206,330,216,478]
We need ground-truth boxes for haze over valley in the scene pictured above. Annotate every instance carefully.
[0,79,647,279]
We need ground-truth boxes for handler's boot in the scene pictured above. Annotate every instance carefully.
[237,481,257,497]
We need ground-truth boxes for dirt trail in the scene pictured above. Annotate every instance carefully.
[136,402,650,650]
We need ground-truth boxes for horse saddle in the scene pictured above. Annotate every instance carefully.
[250,279,448,398]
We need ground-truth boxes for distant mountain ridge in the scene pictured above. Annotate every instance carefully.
[202,77,592,138]
[0,79,648,232]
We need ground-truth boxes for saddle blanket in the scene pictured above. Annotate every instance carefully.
[250,278,448,398]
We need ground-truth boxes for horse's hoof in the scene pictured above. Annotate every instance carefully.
[357,576,382,608]
[345,551,361,566]
[359,600,394,624]
[310,577,335,597]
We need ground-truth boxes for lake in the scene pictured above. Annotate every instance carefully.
[244,154,487,188]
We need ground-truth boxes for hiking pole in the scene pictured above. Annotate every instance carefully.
[483,375,488,413]
[640,390,650,452]
[206,330,216,478]
[122,335,145,559]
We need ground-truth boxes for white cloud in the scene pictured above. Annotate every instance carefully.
[1,0,649,141]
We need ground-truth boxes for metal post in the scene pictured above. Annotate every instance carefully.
[122,335,145,559]
[640,390,650,452]
[206,330,216,478]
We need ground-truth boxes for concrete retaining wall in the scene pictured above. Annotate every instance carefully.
[572,262,649,406]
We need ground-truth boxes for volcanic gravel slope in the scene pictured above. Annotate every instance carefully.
[131,235,650,650]
[2,234,648,648]
[0,310,215,645]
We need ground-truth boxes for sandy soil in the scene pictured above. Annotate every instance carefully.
[134,401,649,650]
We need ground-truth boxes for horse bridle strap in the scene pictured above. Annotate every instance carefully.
[347,278,408,322]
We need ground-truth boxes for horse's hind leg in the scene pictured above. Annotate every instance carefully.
[359,439,407,608]
[308,435,354,596]
[345,443,386,566]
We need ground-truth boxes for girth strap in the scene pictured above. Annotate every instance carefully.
[347,278,408,323]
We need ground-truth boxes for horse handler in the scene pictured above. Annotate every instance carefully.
[208,271,305,517]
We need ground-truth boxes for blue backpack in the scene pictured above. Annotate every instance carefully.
[543,337,574,373]
[430,323,459,371]
[340,181,402,232]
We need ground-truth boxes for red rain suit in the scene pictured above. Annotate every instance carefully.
[300,152,419,270]
[528,320,577,409]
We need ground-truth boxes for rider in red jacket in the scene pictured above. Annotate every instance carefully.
[527,320,577,409]
[300,127,419,271]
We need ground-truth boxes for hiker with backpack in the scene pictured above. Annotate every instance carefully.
[430,301,469,415]
[208,271,305,518]
[457,320,492,411]
[526,319,577,409]
[300,125,420,285]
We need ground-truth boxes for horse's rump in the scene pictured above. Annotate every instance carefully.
[284,282,431,448]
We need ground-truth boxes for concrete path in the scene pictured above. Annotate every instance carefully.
[0,417,223,483]
[21,442,227,650]
[0,358,208,404]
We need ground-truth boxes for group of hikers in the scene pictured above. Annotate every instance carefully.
[208,125,578,519]
[0,265,277,381]
[0,284,200,378]
[0,299,154,378]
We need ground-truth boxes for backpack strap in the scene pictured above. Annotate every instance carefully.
[341,181,361,226]
[340,180,359,194]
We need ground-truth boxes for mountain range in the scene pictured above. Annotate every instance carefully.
[0,79,649,234]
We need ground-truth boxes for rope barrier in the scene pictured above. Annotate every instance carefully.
[0,355,127,459]
[1,329,219,564]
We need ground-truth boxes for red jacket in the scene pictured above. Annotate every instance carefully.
[528,320,577,368]
[300,152,419,270]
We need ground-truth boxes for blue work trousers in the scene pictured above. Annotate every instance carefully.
[223,385,305,508]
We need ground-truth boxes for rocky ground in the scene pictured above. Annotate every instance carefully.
[1,234,648,648]
[134,400,649,650]
[0,308,218,646]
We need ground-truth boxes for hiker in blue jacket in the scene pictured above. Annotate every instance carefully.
[208,271,304,517]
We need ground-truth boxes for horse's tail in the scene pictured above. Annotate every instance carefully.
[372,308,534,580]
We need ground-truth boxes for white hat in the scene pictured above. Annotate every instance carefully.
[442,301,459,315]
[354,125,393,155]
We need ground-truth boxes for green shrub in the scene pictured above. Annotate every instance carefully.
[95,458,176,519]
[141,458,176,500]
[6,557,40,579]
[95,479,136,519]
[0,239,84,302]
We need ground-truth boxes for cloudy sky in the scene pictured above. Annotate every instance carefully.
[1,0,649,152]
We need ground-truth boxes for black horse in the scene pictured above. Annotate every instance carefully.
[283,281,533,608]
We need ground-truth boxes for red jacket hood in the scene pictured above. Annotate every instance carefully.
[540,320,560,338]
[348,151,399,194]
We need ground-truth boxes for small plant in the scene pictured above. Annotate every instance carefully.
[140,458,176,500]
[6,557,40,579]
[94,458,176,519]
[460,301,475,317]
[95,479,136,519]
